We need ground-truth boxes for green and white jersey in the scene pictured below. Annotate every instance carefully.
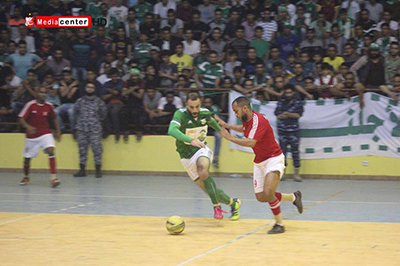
[195,62,223,88]
[169,107,221,159]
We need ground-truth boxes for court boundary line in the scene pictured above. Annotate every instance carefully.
[1,192,398,205]
[0,202,94,226]
[176,190,344,266]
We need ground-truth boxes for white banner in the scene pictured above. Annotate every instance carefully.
[228,91,400,159]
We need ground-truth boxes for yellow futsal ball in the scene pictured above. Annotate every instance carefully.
[166,215,185,235]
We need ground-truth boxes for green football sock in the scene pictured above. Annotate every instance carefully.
[217,188,233,206]
[203,177,219,205]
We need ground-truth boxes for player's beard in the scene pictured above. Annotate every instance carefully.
[191,112,198,118]
[241,113,248,122]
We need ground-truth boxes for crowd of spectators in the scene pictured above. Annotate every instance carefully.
[1,0,400,140]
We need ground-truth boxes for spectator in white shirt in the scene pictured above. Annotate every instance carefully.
[109,0,128,22]
[154,0,177,21]
[183,29,201,57]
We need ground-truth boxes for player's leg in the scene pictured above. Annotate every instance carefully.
[290,131,302,182]
[255,170,286,234]
[42,134,59,188]
[90,130,103,178]
[197,156,241,220]
[20,138,41,185]
[212,130,221,168]
[278,133,288,180]
[74,130,89,177]
[20,157,31,185]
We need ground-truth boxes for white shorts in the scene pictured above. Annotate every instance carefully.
[253,153,285,193]
[180,146,214,181]
[23,133,55,158]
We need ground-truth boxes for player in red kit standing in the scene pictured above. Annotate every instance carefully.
[18,86,61,188]
[216,96,303,234]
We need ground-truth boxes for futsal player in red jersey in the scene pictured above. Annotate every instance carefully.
[18,86,61,187]
[216,96,303,234]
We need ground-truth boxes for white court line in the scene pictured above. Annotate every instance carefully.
[0,193,399,205]
[176,221,275,266]
[0,200,82,204]
[0,202,94,226]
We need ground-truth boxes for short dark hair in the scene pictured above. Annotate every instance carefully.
[187,92,200,102]
[233,96,251,108]
[284,84,295,91]
[86,81,96,87]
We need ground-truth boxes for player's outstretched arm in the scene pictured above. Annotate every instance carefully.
[168,122,205,148]
[19,117,36,135]
[219,127,257,148]
[214,115,244,133]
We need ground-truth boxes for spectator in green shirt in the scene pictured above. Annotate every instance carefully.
[250,26,270,60]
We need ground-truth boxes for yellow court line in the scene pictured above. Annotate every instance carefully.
[176,190,344,266]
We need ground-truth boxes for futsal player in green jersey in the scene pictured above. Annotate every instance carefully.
[168,92,241,220]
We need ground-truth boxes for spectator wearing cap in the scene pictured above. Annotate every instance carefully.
[275,22,300,61]
[121,68,145,142]
[300,27,324,56]
[351,43,386,89]
[134,33,152,65]
[56,68,79,132]
[161,9,184,39]
[5,40,44,80]
[170,42,193,75]
[134,0,153,23]
[183,29,201,58]
[207,28,226,62]
[159,51,178,89]
[257,8,278,42]
[335,8,354,40]
[375,23,398,55]
[154,0,176,21]
[124,8,140,44]
[274,84,304,182]
[310,11,332,40]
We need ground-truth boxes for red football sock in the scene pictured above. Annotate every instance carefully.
[269,198,281,216]
[49,156,56,174]
[275,192,282,201]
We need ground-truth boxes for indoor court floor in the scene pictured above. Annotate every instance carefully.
[0,172,399,265]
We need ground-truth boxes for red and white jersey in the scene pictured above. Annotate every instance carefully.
[18,100,56,139]
[243,111,282,163]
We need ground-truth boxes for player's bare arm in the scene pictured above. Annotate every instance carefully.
[220,127,257,148]
[19,117,36,135]
[214,114,244,133]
